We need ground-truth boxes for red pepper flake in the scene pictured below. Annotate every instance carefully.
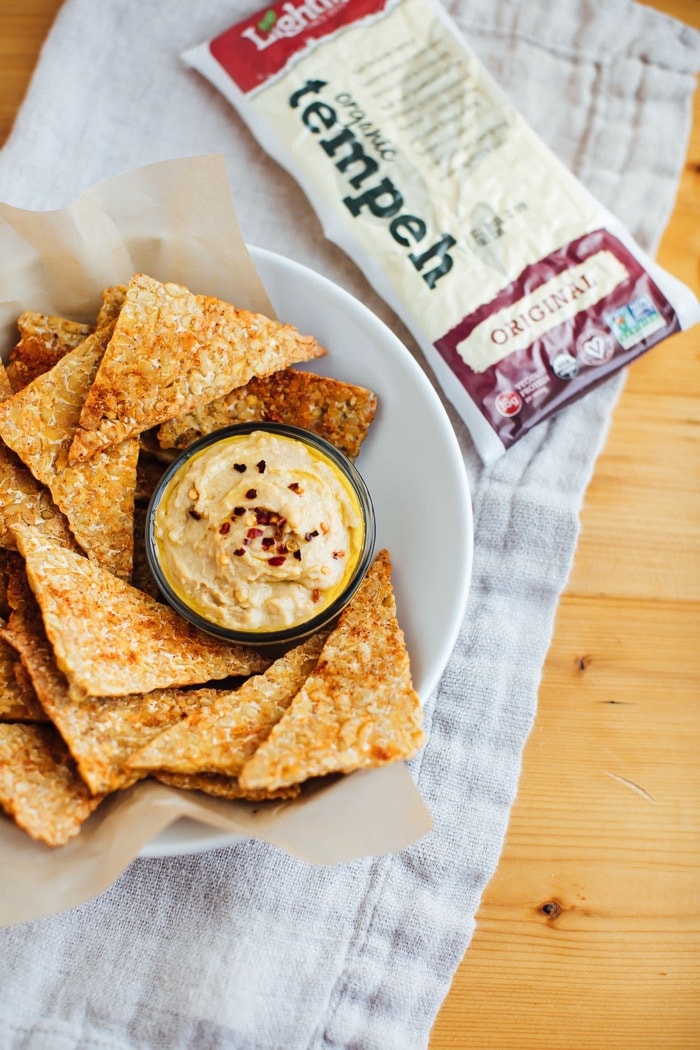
[247,527,263,539]
[304,529,319,541]
[312,588,321,603]
[232,507,245,517]
[233,548,245,557]
[246,488,257,500]
[332,550,346,559]
[233,463,247,473]
[288,482,303,494]
[255,508,271,525]
[268,555,287,566]
[257,460,266,473]
[188,509,201,520]
[277,543,288,554]
[219,521,231,535]
[261,536,275,549]
[293,550,302,561]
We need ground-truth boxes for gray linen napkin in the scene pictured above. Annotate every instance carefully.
[0,1,697,1047]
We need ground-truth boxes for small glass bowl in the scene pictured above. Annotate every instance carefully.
[145,422,376,647]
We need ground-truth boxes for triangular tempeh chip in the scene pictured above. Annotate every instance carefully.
[69,273,327,462]
[0,722,103,846]
[49,435,139,580]
[0,325,138,578]
[0,328,113,481]
[157,369,377,461]
[0,363,79,555]
[0,572,231,794]
[12,524,270,697]
[126,629,328,777]
[239,549,424,792]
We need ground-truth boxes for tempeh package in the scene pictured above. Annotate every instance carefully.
[183,0,700,463]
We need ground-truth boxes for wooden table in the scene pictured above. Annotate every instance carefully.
[1,3,698,1047]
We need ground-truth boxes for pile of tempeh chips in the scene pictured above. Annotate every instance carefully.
[0,275,424,847]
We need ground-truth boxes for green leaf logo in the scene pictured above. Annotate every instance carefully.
[257,10,277,31]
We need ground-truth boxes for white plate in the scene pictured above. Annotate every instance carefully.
[141,246,473,858]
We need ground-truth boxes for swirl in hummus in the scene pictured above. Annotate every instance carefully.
[153,430,365,632]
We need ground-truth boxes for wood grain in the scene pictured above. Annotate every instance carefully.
[0,3,698,1048]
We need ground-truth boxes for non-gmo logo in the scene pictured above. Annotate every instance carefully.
[495,390,523,417]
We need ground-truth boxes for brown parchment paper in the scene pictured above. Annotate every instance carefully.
[0,155,432,928]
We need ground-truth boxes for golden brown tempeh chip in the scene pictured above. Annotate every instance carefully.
[0,634,47,723]
[69,273,328,462]
[239,549,424,792]
[0,361,13,401]
[126,630,328,777]
[158,369,377,461]
[155,771,299,802]
[0,363,79,554]
[12,524,270,697]
[95,285,127,328]
[0,722,103,846]
[0,329,112,481]
[0,573,235,794]
[0,443,78,554]
[6,311,94,392]
[0,324,138,579]
[50,433,138,580]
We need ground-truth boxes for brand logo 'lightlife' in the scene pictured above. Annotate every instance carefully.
[242,0,350,50]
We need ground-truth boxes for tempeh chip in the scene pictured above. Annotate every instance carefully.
[0,324,138,578]
[95,285,127,327]
[5,311,94,392]
[0,634,47,723]
[0,363,79,555]
[125,630,328,777]
[158,369,377,461]
[69,273,328,462]
[0,361,13,401]
[239,549,424,792]
[0,723,103,847]
[0,573,231,793]
[155,772,299,802]
[12,524,270,697]
[0,444,78,554]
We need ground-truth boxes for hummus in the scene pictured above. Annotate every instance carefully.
[153,430,365,632]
